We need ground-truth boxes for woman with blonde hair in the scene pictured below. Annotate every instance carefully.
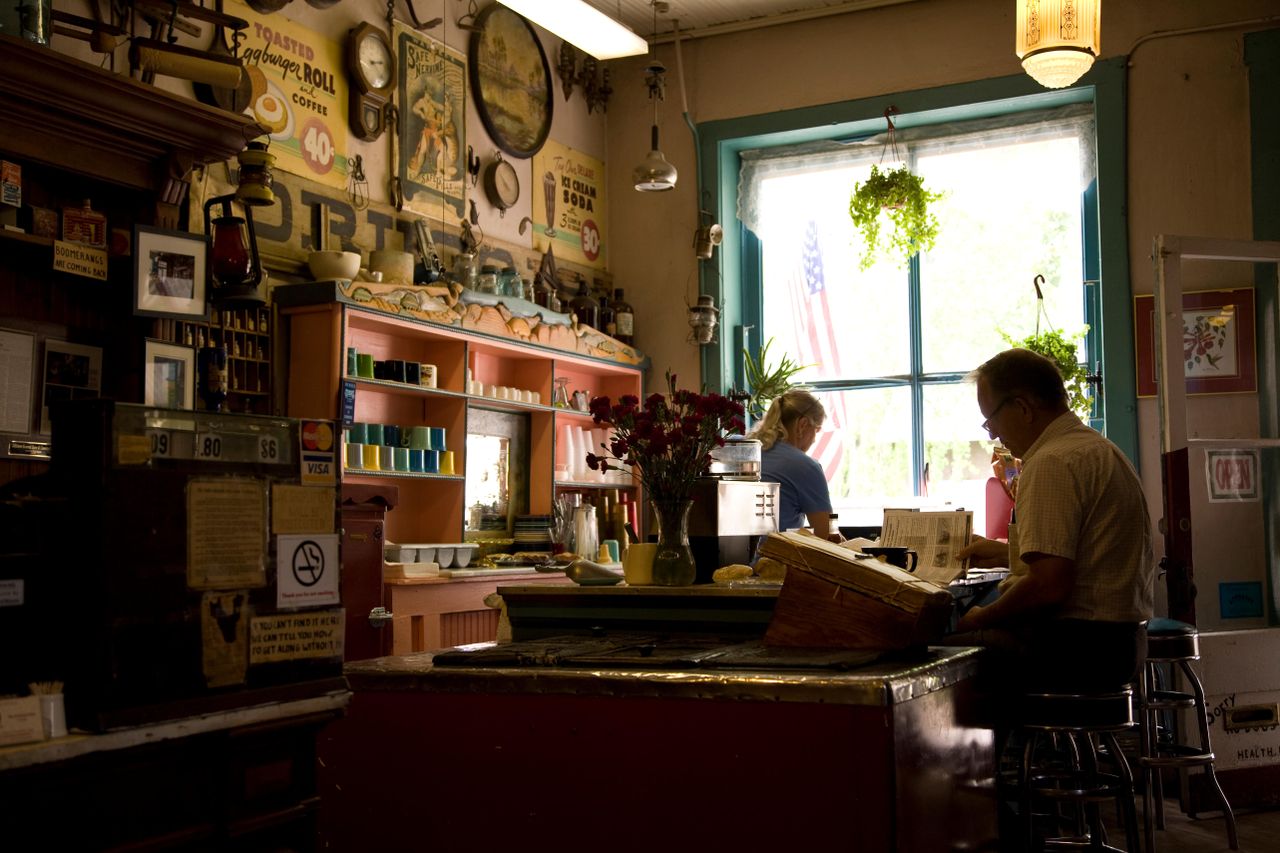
[747,389,840,541]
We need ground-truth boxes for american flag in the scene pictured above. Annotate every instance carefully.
[785,220,848,484]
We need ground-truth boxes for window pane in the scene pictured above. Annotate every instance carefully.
[759,168,910,381]
[922,382,997,533]
[918,136,1085,374]
[811,386,913,502]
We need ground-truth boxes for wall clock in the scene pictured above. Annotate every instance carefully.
[482,152,520,215]
[346,22,395,141]
[468,4,552,159]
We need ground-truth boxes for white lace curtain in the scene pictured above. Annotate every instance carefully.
[736,103,1097,234]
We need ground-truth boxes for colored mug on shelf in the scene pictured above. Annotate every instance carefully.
[409,426,431,450]
[438,450,455,475]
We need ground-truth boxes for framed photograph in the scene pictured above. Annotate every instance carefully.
[468,3,552,159]
[396,21,467,219]
[39,339,102,435]
[1134,287,1257,397]
[133,225,209,320]
[144,339,195,410]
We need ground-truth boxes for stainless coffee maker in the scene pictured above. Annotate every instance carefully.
[687,452,779,583]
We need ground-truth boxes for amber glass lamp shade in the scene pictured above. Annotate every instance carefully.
[210,216,254,289]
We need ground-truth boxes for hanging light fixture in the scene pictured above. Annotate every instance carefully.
[497,1,646,60]
[633,2,676,192]
[1016,0,1101,90]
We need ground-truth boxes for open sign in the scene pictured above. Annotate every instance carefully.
[1206,449,1259,502]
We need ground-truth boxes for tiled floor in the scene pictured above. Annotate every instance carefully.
[1153,800,1280,853]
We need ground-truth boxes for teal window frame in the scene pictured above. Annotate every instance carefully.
[696,58,1136,464]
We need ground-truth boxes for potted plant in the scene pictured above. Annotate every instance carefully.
[1001,326,1093,420]
[848,164,942,271]
[741,337,809,423]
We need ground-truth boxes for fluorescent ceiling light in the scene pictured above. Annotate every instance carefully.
[498,1,648,60]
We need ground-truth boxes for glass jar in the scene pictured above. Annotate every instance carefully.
[498,266,521,298]
[452,252,478,289]
[476,264,499,294]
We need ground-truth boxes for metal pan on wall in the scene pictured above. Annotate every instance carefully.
[468,3,553,159]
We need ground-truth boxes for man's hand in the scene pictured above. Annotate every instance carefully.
[958,534,1009,568]
[956,605,986,633]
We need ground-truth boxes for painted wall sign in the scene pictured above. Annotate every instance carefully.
[228,0,349,189]
[533,139,606,269]
[52,240,108,280]
[396,21,466,220]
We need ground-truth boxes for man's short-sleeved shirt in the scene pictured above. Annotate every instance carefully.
[1015,413,1154,622]
[761,441,832,532]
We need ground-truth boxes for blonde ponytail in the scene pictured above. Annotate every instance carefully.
[748,389,825,451]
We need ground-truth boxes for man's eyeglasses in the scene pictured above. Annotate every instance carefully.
[981,396,1016,436]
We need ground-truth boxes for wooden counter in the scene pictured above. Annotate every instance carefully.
[3,688,350,850]
[319,643,996,851]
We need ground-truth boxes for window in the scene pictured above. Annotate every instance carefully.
[734,103,1103,529]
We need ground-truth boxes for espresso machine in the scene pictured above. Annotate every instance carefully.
[687,438,779,582]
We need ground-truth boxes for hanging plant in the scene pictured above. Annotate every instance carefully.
[848,164,943,271]
[1000,276,1093,420]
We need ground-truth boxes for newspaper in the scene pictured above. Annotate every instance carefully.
[879,509,974,586]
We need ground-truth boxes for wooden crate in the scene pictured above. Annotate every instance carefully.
[760,532,953,649]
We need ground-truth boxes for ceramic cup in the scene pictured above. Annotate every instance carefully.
[421,363,437,388]
[602,539,620,563]
[409,426,431,450]
[438,450,455,475]
[362,444,381,470]
[383,424,401,447]
[365,423,384,446]
[393,446,410,472]
[356,353,375,378]
[405,361,421,385]
[422,449,440,474]
[347,422,368,444]
[369,249,415,285]
[623,543,658,586]
[345,443,364,469]
[429,427,446,451]
[346,347,358,376]
[409,448,426,473]
[377,444,395,471]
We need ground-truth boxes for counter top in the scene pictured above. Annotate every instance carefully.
[0,688,351,773]
[344,641,982,708]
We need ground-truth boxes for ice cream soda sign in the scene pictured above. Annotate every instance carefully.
[533,140,606,270]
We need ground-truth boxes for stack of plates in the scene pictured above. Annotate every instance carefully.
[514,514,552,547]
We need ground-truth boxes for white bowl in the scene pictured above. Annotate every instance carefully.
[308,250,361,281]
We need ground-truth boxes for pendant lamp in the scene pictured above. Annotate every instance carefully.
[633,3,676,192]
[1016,0,1101,90]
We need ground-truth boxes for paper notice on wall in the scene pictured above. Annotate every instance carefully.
[187,478,268,589]
[0,328,34,435]
[276,533,340,608]
[227,0,349,189]
[533,140,606,269]
[271,483,335,534]
[250,608,344,664]
[201,590,249,688]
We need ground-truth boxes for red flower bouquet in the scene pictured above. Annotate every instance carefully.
[585,372,745,503]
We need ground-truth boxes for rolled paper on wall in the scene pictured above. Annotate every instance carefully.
[131,39,245,88]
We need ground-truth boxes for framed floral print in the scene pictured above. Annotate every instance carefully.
[1134,287,1257,397]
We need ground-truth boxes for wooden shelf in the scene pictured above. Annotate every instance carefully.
[0,34,264,197]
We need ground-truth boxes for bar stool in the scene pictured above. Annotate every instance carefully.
[1013,686,1141,851]
[1138,618,1238,852]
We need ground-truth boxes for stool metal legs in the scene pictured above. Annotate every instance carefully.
[1020,729,1140,851]
[1139,658,1239,852]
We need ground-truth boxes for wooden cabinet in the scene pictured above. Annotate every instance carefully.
[279,288,645,651]
[279,289,644,545]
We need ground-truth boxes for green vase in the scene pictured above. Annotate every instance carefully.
[650,498,696,586]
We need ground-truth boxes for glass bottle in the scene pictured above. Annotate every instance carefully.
[611,288,635,346]
[499,266,520,298]
[569,280,599,330]
[573,504,598,564]
[476,264,499,294]
[598,286,616,338]
[197,344,229,412]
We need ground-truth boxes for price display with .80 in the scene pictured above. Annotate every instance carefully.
[194,432,223,461]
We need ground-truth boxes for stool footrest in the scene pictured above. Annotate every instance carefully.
[1030,769,1129,802]
[1146,689,1197,708]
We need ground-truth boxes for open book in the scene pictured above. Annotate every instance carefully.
[879,509,973,586]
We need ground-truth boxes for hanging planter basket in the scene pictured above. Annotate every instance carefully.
[1000,274,1094,420]
[848,164,942,271]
